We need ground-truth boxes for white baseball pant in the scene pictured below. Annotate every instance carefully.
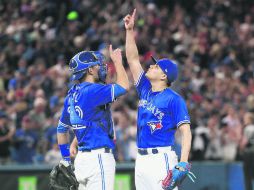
[135,146,178,190]
[74,148,115,190]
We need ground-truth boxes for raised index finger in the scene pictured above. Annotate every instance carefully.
[132,8,136,19]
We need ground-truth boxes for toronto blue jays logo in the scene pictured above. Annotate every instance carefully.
[139,100,165,120]
[147,121,163,133]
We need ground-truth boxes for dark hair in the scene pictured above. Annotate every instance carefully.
[166,80,171,87]
[78,71,87,83]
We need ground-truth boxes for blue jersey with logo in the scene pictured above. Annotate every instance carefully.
[57,82,126,150]
[135,71,190,148]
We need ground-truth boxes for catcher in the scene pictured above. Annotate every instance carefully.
[49,45,129,190]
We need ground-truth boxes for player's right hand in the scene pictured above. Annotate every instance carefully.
[123,9,136,30]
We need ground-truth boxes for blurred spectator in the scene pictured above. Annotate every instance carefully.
[13,115,38,164]
[114,111,129,161]
[8,89,28,129]
[44,143,62,166]
[124,116,137,161]
[28,97,47,130]
[221,121,242,161]
[0,111,15,164]
[220,106,242,161]
[43,117,58,152]
[222,105,241,129]
[8,70,27,91]
[205,115,223,160]
[48,54,69,88]
[247,94,254,113]
[240,112,254,150]
[241,112,254,190]
[192,123,209,160]
[49,87,66,114]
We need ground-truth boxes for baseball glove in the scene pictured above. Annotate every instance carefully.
[49,161,79,190]
[162,162,196,190]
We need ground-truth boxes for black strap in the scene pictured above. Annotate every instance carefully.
[138,148,159,155]
[80,147,112,153]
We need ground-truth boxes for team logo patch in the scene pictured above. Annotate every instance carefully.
[147,121,163,133]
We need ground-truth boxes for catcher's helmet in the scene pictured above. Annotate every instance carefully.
[69,51,107,82]
[151,56,178,83]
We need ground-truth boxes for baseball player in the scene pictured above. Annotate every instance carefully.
[124,9,195,190]
[55,45,129,190]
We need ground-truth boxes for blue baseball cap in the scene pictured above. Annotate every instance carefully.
[151,56,178,83]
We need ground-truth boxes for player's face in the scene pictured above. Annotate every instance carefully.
[145,64,165,81]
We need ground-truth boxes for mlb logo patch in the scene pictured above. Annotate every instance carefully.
[147,121,163,133]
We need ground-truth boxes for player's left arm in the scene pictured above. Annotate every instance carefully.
[162,96,196,189]
[178,123,192,162]
[162,122,195,190]
[173,96,192,164]
[57,97,72,162]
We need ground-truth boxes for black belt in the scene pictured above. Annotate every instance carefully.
[81,147,112,153]
[138,148,159,155]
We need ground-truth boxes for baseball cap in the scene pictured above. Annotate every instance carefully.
[151,56,178,83]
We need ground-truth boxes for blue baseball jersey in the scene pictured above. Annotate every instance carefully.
[135,71,190,148]
[57,82,126,150]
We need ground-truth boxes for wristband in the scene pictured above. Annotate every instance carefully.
[59,144,71,161]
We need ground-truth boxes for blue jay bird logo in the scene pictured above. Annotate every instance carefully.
[147,121,163,134]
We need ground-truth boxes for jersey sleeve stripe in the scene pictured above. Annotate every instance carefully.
[72,126,87,130]
[177,120,191,128]
[134,71,144,86]
[59,121,72,128]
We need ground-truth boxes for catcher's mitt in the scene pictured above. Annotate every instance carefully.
[49,161,79,190]
[162,162,196,190]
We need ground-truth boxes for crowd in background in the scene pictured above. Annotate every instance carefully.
[0,0,254,165]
